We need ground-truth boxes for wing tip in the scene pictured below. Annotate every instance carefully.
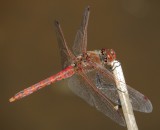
[146,100,153,113]
[54,20,60,25]
[86,5,90,11]
[54,20,60,26]
[143,96,153,113]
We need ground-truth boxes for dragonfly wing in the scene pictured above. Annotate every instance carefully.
[91,63,153,113]
[54,21,74,69]
[95,72,119,104]
[126,85,153,113]
[72,6,90,56]
[68,73,126,126]
[68,74,94,106]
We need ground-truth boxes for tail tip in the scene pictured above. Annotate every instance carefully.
[9,97,15,102]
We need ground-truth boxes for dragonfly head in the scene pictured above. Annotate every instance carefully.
[101,48,116,64]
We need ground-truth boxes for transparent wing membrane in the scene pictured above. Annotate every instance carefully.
[68,72,126,126]
[72,6,90,55]
[54,21,75,69]
[91,64,153,113]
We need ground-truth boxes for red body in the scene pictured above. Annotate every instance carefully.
[9,66,75,102]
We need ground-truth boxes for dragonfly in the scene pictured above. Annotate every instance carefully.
[9,6,152,126]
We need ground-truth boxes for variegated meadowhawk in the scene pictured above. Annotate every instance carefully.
[9,6,152,126]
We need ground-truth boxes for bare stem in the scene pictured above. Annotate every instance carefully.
[111,60,138,130]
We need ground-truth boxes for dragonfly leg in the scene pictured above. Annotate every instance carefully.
[110,61,121,71]
[114,99,122,110]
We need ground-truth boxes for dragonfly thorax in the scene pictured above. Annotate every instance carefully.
[71,53,90,70]
[71,49,116,71]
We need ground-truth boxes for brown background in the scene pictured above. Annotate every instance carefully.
[1,0,160,130]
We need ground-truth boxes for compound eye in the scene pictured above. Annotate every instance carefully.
[110,49,115,56]
[107,49,116,62]
[110,49,114,54]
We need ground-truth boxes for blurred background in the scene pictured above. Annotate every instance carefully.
[1,0,160,130]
